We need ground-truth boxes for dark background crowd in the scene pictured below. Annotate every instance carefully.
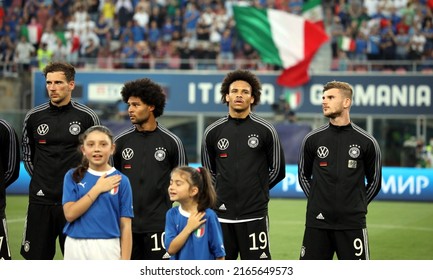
[1,0,433,75]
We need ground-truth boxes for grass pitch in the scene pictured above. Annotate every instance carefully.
[5,195,433,260]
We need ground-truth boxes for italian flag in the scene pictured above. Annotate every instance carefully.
[338,36,356,52]
[22,24,43,45]
[233,6,329,87]
[302,0,325,29]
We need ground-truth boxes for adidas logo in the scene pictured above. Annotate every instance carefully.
[316,213,325,220]
[162,252,171,259]
[219,204,227,211]
[259,252,268,259]
[36,190,45,196]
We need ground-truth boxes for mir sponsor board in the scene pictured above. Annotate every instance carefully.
[8,163,433,202]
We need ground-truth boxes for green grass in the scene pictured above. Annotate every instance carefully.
[5,195,433,260]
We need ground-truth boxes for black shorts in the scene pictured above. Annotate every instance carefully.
[1,217,11,260]
[300,227,370,260]
[20,204,66,260]
[221,217,271,260]
[131,231,170,260]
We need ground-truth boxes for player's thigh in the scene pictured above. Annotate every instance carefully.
[300,227,334,260]
[238,218,271,260]
[21,204,57,259]
[132,231,169,260]
[335,228,370,260]
[220,223,239,260]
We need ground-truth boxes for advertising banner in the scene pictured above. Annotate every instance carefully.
[32,71,433,116]
[9,163,433,202]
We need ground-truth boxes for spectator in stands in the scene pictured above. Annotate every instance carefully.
[15,35,36,72]
[130,19,147,43]
[1,37,15,74]
[196,14,211,42]
[120,39,138,69]
[379,28,397,69]
[53,0,72,18]
[119,19,133,44]
[148,5,166,30]
[87,0,100,23]
[408,25,426,60]
[35,2,51,30]
[353,32,368,69]
[153,39,169,69]
[65,27,80,66]
[79,25,100,62]
[395,26,411,62]
[136,40,152,69]
[132,3,149,29]
[36,42,53,70]
[218,28,234,69]
[72,2,88,23]
[177,40,192,70]
[51,36,68,62]
[148,20,161,48]
[115,0,134,27]
[183,2,200,38]
[82,37,99,63]
[330,15,345,58]
[366,24,381,62]
[96,45,114,69]
[94,14,110,48]
[40,24,58,52]
[238,42,259,70]
[421,18,433,56]
[161,17,175,42]
[108,19,122,52]
[101,0,115,28]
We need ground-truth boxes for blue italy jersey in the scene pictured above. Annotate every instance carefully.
[62,167,134,238]
[165,206,225,260]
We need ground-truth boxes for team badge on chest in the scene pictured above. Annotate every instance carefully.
[348,144,361,158]
[69,121,82,135]
[155,147,166,161]
[248,134,259,148]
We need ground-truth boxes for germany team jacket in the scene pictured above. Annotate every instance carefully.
[112,124,188,233]
[298,122,382,229]
[22,101,100,205]
[0,119,20,216]
[201,113,286,220]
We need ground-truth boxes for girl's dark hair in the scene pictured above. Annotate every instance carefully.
[172,166,217,212]
[120,78,166,118]
[43,62,76,82]
[72,125,114,183]
[220,69,262,109]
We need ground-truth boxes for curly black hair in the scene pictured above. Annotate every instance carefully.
[219,69,262,109]
[120,78,166,118]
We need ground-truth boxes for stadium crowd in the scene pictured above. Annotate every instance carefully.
[1,0,433,75]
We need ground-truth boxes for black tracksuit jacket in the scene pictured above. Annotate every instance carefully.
[22,101,100,205]
[201,113,286,220]
[113,124,188,233]
[0,119,20,217]
[298,122,382,229]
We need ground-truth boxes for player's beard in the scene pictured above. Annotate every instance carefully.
[131,115,148,127]
[324,109,342,119]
